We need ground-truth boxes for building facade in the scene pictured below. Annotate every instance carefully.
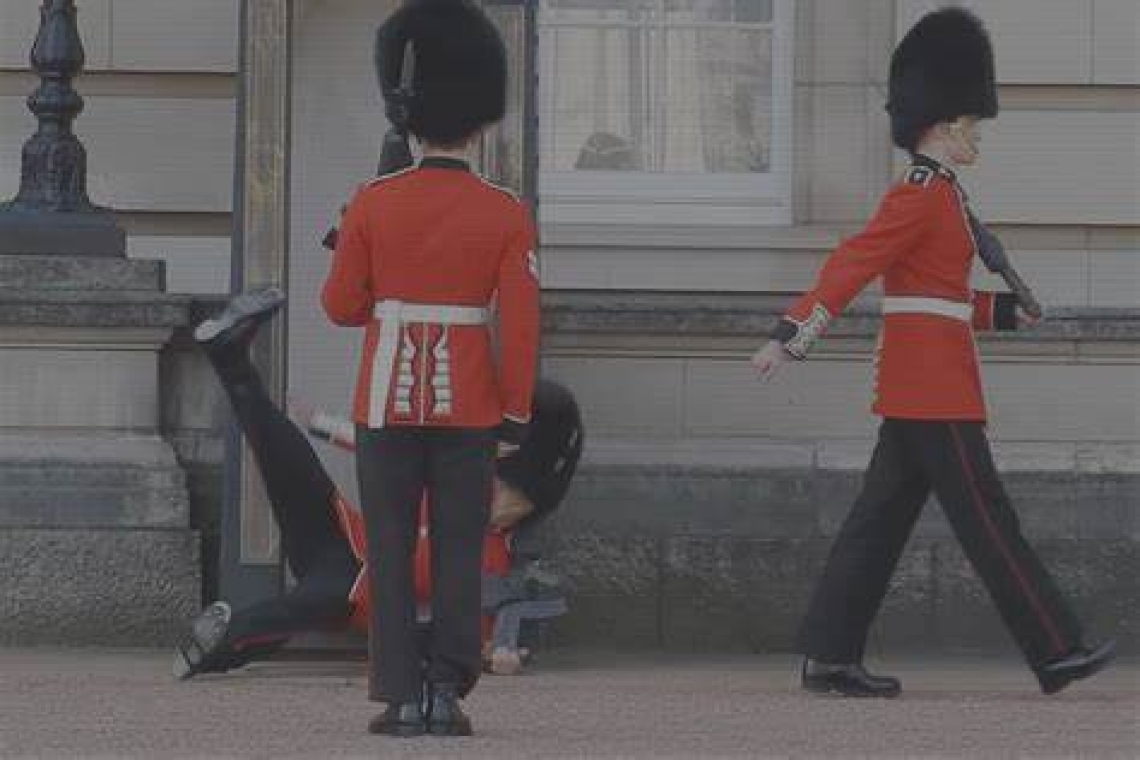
[1,0,1137,650]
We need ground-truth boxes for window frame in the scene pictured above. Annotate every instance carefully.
[536,0,796,227]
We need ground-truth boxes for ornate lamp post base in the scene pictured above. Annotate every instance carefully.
[0,0,125,257]
[0,209,126,257]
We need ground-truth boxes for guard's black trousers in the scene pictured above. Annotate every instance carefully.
[797,419,1082,673]
[356,426,495,704]
[209,350,358,661]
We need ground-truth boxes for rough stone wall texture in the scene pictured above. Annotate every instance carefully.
[0,270,212,646]
[540,465,1138,654]
[0,529,200,646]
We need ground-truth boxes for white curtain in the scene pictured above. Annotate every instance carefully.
[542,1,774,174]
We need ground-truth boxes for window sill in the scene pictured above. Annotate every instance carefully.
[540,222,849,251]
[541,290,1140,343]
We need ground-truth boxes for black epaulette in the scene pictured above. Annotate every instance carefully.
[905,155,957,188]
[904,164,936,188]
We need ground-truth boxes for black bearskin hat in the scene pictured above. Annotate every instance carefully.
[496,380,584,527]
[886,7,999,152]
[375,0,507,147]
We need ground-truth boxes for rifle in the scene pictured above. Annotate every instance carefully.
[322,40,417,251]
[965,207,1044,320]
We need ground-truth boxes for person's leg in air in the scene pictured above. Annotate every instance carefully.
[174,288,360,679]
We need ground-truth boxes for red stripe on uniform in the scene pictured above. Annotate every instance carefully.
[232,633,290,651]
[948,424,1066,655]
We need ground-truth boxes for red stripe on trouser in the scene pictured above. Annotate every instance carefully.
[232,633,290,651]
[948,424,1066,655]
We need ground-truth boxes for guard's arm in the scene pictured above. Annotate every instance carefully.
[495,207,541,445]
[321,189,375,327]
[772,182,934,358]
[970,291,1020,332]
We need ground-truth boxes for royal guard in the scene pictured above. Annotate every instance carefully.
[321,0,540,737]
[752,8,1114,697]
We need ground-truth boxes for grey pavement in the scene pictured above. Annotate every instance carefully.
[0,649,1137,759]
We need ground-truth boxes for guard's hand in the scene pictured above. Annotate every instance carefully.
[285,396,314,424]
[751,340,788,382]
[497,441,521,459]
[495,418,529,459]
[1017,304,1045,328]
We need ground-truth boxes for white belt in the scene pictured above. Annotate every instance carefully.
[368,299,490,427]
[882,296,972,323]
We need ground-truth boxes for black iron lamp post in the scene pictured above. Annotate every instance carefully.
[0,0,125,256]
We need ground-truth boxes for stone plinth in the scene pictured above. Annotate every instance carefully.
[0,256,201,646]
[542,447,1138,654]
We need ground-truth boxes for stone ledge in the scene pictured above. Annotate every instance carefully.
[585,437,1140,474]
[0,289,199,328]
[583,438,816,470]
[0,434,190,529]
[0,464,189,529]
[545,534,1137,653]
[542,223,842,251]
[543,290,1140,342]
[563,457,1138,541]
[0,433,183,465]
[0,256,164,291]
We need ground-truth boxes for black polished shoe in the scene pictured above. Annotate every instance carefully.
[425,684,474,737]
[801,658,902,698]
[1037,640,1116,696]
[368,702,426,737]
[172,602,234,681]
[194,286,286,355]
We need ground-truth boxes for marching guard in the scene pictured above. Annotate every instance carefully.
[752,8,1114,698]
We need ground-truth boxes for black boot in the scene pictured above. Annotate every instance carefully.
[173,602,236,681]
[425,684,474,737]
[1037,640,1116,696]
[801,658,902,698]
[194,286,286,367]
[368,702,426,737]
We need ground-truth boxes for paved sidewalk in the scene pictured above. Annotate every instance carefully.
[0,649,1136,758]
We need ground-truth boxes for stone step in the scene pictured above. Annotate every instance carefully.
[0,255,164,291]
[543,290,1140,341]
[567,456,1138,540]
[0,288,195,328]
[0,434,190,528]
[582,437,1140,474]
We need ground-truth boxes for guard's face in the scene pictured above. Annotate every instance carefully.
[943,116,981,166]
[490,479,534,529]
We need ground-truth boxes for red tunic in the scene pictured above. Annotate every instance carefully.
[776,158,1017,421]
[321,157,540,429]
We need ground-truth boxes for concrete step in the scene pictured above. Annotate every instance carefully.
[0,255,164,291]
[0,434,190,528]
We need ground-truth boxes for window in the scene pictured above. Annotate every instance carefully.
[538,0,794,227]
